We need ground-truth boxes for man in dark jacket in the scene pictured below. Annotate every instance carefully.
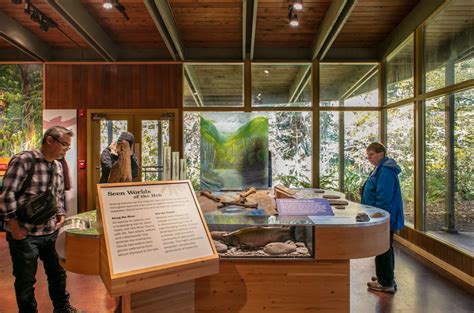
[361,142,404,294]
[0,126,83,313]
[99,131,139,183]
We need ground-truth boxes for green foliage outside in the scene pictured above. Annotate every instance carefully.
[0,64,43,156]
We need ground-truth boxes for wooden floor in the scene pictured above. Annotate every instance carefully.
[0,232,472,313]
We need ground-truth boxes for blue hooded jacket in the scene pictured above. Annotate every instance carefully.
[361,157,405,231]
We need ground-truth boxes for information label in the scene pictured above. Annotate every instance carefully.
[99,182,214,274]
[276,198,334,216]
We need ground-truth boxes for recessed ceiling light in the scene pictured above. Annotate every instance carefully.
[103,0,114,10]
[264,70,269,74]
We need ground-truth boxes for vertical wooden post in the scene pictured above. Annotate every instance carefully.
[312,60,320,188]
[414,27,426,231]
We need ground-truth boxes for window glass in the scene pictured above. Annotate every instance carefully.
[320,63,378,107]
[386,36,414,104]
[387,105,414,226]
[344,111,379,201]
[267,112,312,187]
[320,111,339,190]
[252,64,312,107]
[425,95,448,231]
[183,64,243,107]
[454,89,473,233]
[183,111,312,190]
[424,0,474,92]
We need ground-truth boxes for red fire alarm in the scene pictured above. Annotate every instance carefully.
[79,160,86,169]
[79,109,86,118]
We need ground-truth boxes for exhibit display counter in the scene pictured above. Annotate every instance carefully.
[60,188,389,313]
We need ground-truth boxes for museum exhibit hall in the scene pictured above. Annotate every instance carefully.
[0,0,473,312]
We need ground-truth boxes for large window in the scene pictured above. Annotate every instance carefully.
[320,112,339,190]
[385,36,414,104]
[183,64,243,107]
[387,105,415,226]
[424,0,474,92]
[344,112,379,201]
[252,64,312,107]
[425,90,474,236]
[320,63,379,107]
[319,63,381,200]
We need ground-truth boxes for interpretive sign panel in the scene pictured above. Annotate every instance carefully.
[97,181,219,295]
[276,198,334,216]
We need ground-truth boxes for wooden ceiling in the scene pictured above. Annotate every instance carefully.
[0,0,453,62]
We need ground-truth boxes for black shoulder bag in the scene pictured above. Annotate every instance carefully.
[16,158,58,225]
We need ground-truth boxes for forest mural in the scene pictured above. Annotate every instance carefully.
[0,64,43,157]
[200,113,269,190]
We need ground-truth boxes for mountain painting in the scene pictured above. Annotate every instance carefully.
[200,113,269,190]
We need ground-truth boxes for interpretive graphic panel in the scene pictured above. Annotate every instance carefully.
[276,198,334,216]
[98,181,215,274]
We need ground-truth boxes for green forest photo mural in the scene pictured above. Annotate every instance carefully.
[0,64,43,157]
[200,113,269,190]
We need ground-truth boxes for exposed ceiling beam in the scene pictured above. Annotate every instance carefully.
[184,65,204,107]
[319,0,358,60]
[46,0,118,61]
[242,0,258,60]
[311,0,346,60]
[144,0,185,61]
[323,48,378,61]
[0,10,51,61]
[340,65,378,100]
[288,66,311,103]
[378,0,445,60]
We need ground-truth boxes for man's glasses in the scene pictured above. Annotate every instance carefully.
[52,137,71,150]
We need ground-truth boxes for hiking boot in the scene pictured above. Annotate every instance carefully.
[371,276,398,290]
[53,302,85,313]
[367,281,396,294]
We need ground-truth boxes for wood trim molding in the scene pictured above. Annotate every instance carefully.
[395,234,474,293]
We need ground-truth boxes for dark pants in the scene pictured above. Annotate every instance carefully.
[375,231,395,287]
[7,231,69,313]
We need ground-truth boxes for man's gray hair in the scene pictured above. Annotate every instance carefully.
[42,126,74,144]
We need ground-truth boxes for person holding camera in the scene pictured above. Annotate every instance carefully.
[0,126,83,313]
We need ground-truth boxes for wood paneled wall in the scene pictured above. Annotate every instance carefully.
[44,63,183,212]
[398,227,473,277]
[44,64,182,109]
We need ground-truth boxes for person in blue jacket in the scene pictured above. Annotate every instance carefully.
[361,142,404,294]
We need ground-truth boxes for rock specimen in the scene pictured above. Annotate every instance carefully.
[356,213,370,222]
[213,240,228,253]
[263,242,297,255]
[329,199,349,206]
[370,212,385,218]
[323,194,341,199]
[222,226,292,248]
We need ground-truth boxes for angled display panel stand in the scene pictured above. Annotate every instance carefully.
[96,181,219,297]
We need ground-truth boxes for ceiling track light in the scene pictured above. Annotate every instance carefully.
[293,0,303,11]
[288,5,299,27]
[14,1,58,33]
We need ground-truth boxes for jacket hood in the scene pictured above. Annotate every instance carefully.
[380,157,401,175]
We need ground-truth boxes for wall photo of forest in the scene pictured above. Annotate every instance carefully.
[0,64,43,157]
[200,113,269,190]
